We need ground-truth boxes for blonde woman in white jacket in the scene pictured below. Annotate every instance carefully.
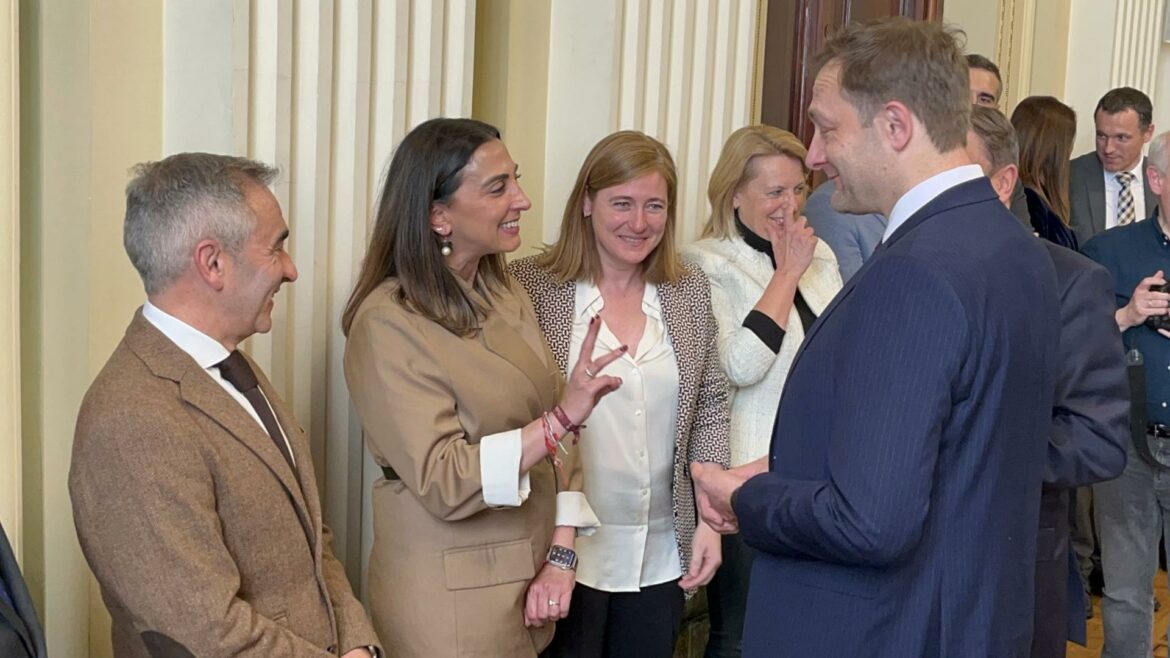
[682,125,842,658]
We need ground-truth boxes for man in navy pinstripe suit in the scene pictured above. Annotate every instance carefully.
[692,18,1061,656]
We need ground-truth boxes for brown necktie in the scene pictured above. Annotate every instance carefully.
[216,350,298,478]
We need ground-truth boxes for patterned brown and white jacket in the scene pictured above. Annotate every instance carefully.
[509,256,731,590]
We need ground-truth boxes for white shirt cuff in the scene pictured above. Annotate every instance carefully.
[480,429,531,507]
[555,491,600,536]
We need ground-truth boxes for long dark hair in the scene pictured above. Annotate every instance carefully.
[342,118,505,336]
[1011,96,1076,226]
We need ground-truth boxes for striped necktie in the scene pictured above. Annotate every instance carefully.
[1117,171,1137,225]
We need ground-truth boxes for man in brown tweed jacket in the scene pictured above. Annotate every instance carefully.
[69,153,380,657]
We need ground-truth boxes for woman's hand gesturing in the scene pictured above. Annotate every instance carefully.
[558,315,625,428]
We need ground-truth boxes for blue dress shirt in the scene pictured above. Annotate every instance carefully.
[803,180,888,282]
[1082,215,1170,424]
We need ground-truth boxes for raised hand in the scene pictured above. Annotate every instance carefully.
[766,212,818,281]
[1119,270,1169,330]
[557,315,625,427]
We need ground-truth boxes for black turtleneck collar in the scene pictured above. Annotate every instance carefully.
[735,212,776,269]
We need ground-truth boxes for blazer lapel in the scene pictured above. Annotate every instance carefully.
[797,258,839,317]
[1087,157,1107,234]
[126,313,316,546]
[480,305,561,413]
[0,597,32,656]
[656,280,698,420]
[726,238,776,292]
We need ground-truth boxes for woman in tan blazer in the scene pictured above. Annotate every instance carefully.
[510,131,731,658]
[342,118,622,657]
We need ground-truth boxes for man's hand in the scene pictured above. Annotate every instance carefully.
[524,562,575,628]
[341,648,374,658]
[691,460,766,534]
[679,520,723,589]
[1118,270,1170,330]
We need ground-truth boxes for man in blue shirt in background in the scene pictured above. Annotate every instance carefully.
[1084,130,1170,658]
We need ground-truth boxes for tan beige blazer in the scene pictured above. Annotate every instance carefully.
[344,278,580,657]
[70,311,379,657]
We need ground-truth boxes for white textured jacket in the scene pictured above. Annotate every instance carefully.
[683,236,842,466]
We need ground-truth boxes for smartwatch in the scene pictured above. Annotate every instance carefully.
[546,544,578,571]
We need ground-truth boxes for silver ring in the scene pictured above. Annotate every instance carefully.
[548,599,558,606]
[584,367,596,378]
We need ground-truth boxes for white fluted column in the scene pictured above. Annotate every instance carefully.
[163,0,478,596]
[0,0,20,559]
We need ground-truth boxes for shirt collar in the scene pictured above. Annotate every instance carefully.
[573,279,662,321]
[883,164,984,242]
[142,300,231,369]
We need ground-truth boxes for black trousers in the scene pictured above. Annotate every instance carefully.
[542,579,685,658]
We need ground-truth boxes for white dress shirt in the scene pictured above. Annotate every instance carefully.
[1104,158,1147,229]
[142,301,295,466]
[883,165,985,242]
[570,281,682,591]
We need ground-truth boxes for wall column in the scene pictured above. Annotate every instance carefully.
[0,0,20,562]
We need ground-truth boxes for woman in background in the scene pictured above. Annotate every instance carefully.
[1012,96,1080,249]
[682,125,842,658]
[511,130,730,658]
[343,118,622,657]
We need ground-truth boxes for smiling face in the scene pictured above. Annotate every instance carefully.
[733,153,808,240]
[222,181,298,342]
[431,139,531,278]
[586,171,669,275]
[1095,108,1154,173]
[805,61,887,215]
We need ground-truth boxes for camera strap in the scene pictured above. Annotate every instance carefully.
[1126,348,1161,469]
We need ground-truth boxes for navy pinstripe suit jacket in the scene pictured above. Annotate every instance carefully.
[734,179,1061,657]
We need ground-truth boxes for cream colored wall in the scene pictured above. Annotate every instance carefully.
[943,0,999,59]
[20,1,162,656]
[476,0,760,249]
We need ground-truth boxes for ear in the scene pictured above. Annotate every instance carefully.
[879,101,914,152]
[991,164,1019,206]
[430,202,451,236]
[193,239,228,292]
[731,189,743,211]
[1148,164,1165,197]
[1145,122,1157,143]
[583,193,594,218]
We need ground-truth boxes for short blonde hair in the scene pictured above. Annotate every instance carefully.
[702,125,809,239]
[537,131,683,284]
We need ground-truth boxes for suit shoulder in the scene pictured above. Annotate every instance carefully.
[681,237,735,263]
[507,255,556,292]
[74,347,199,467]
[1081,222,1140,256]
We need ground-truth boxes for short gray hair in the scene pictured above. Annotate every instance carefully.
[124,153,279,294]
[1148,131,1170,175]
[969,105,1019,172]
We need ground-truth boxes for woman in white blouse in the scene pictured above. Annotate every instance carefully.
[511,130,730,658]
[682,125,843,658]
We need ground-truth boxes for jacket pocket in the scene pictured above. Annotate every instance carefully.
[443,538,536,590]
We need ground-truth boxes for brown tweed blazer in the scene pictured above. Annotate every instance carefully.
[509,257,731,586]
[70,310,379,657]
